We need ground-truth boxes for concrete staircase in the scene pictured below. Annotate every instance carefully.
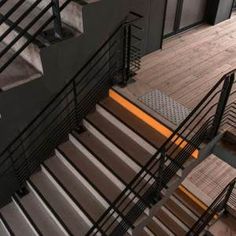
[0,91,201,235]
[0,0,93,90]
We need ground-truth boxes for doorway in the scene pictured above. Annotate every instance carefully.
[164,0,208,37]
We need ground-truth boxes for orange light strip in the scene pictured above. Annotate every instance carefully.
[109,89,199,159]
[178,185,218,219]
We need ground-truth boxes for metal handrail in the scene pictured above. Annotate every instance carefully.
[0,12,143,207]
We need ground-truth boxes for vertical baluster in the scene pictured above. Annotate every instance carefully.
[51,0,63,38]
[209,73,235,139]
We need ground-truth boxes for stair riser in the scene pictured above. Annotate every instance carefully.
[0,23,43,72]
[96,104,156,155]
[26,0,84,32]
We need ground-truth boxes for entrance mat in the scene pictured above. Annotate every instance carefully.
[138,89,191,126]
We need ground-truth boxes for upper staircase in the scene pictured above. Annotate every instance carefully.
[0,0,90,90]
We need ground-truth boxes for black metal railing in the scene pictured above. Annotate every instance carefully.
[187,177,236,236]
[0,0,77,73]
[0,12,142,205]
[86,70,236,235]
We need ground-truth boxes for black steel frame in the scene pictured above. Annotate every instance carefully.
[86,70,236,235]
[0,12,143,206]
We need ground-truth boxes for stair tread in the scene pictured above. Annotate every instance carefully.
[0,41,41,90]
[155,207,189,236]
[59,140,121,203]
[164,196,197,228]
[0,0,52,36]
[44,155,105,221]
[31,169,90,235]
[86,111,152,167]
[74,130,137,184]
[0,202,35,236]
[174,188,205,218]
[19,191,66,236]
[100,97,167,148]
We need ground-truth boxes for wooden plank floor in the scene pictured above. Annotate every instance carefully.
[121,12,236,110]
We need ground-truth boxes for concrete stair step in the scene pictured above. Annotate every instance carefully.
[173,188,205,218]
[58,139,141,218]
[30,168,91,235]
[44,155,106,222]
[0,41,41,91]
[85,110,152,168]
[0,201,37,236]
[16,189,66,236]
[155,206,189,236]
[72,130,137,185]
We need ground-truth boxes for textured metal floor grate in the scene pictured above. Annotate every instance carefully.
[138,89,191,126]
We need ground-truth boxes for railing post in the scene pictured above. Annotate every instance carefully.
[209,73,235,139]
[122,24,132,86]
[150,149,166,204]
[220,180,235,211]
[51,0,63,39]
[72,79,79,125]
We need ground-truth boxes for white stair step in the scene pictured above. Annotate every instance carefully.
[96,103,156,155]
[0,201,38,236]
[30,168,91,235]
[16,189,67,236]
[44,155,106,222]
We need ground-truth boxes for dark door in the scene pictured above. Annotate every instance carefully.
[164,0,207,37]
